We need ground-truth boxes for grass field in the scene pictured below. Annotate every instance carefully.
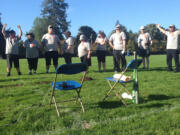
[0,55,180,135]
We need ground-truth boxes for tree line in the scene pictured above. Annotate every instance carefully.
[0,0,179,59]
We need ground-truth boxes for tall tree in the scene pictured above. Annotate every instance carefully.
[41,0,70,39]
[31,17,50,43]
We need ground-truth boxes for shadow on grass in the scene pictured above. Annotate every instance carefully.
[137,67,168,72]
[98,101,124,109]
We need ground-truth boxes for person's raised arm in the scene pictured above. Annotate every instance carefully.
[2,24,7,37]
[156,24,166,35]
[17,25,22,39]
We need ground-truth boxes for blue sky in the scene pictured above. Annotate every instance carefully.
[0,0,180,39]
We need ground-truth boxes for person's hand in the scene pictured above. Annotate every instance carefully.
[121,50,125,55]
[156,24,160,28]
[17,25,21,29]
[3,24,7,28]
[87,54,90,59]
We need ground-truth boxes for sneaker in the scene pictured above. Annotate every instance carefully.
[29,72,32,75]
[7,72,10,77]
[34,71,36,74]
[46,70,49,73]
[18,72,22,75]
[167,68,173,72]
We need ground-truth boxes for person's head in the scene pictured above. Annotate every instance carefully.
[115,24,121,33]
[26,32,35,41]
[79,34,86,42]
[9,30,16,38]
[98,30,106,38]
[65,30,71,38]
[169,24,175,32]
[48,25,54,34]
[140,26,145,34]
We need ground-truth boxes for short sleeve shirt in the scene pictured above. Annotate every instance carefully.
[109,32,126,50]
[138,33,152,49]
[165,31,180,49]
[41,33,60,52]
[24,40,40,58]
[62,36,74,54]
[95,37,107,51]
[78,42,91,58]
[5,35,20,55]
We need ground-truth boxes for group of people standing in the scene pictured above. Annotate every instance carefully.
[1,23,180,76]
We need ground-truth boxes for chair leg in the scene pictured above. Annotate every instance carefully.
[76,90,85,112]
[115,92,127,106]
[103,81,115,101]
[53,96,60,117]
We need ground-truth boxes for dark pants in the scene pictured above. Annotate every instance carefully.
[63,53,72,64]
[6,54,19,68]
[45,51,58,66]
[167,49,179,71]
[27,58,38,71]
[113,50,126,72]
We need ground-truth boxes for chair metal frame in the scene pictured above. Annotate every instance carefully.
[103,59,142,105]
[49,63,87,117]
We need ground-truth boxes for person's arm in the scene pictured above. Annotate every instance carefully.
[122,40,126,53]
[87,43,91,59]
[2,24,7,37]
[137,36,141,47]
[66,38,73,52]
[156,24,166,35]
[17,25,22,39]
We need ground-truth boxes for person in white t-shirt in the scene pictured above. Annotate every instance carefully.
[41,25,60,73]
[78,35,91,67]
[62,30,74,64]
[138,26,152,69]
[156,24,180,72]
[95,31,107,72]
[109,24,127,72]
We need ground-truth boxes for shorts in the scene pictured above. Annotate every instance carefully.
[96,50,106,63]
[138,48,150,57]
[80,55,91,66]
[45,51,58,66]
[6,54,19,68]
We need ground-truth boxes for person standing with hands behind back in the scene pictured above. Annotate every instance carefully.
[156,24,180,72]
[109,24,127,73]
[41,25,60,73]
[95,31,107,72]
[2,24,22,76]
[138,26,152,69]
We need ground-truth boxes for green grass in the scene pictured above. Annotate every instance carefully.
[0,55,180,135]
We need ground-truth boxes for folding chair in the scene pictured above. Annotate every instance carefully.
[50,63,88,117]
[103,59,142,105]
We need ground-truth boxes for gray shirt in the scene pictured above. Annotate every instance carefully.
[109,32,126,50]
[24,40,40,58]
[95,37,107,51]
[78,42,91,58]
[41,33,60,52]
[5,35,20,55]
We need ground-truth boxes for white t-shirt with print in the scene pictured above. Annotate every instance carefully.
[165,31,180,49]
[138,33,152,49]
[109,32,126,50]
[78,42,91,58]
[41,33,60,52]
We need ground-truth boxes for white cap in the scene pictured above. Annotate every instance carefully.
[115,24,121,29]
[169,24,175,28]
[80,34,86,41]
[140,26,145,30]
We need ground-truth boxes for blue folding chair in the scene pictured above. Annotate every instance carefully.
[50,63,88,117]
[103,59,142,105]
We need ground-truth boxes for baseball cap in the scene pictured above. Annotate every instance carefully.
[48,25,53,29]
[80,34,86,41]
[140,26,145,30]
[115,24,121,29]
[169,24,175,28]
